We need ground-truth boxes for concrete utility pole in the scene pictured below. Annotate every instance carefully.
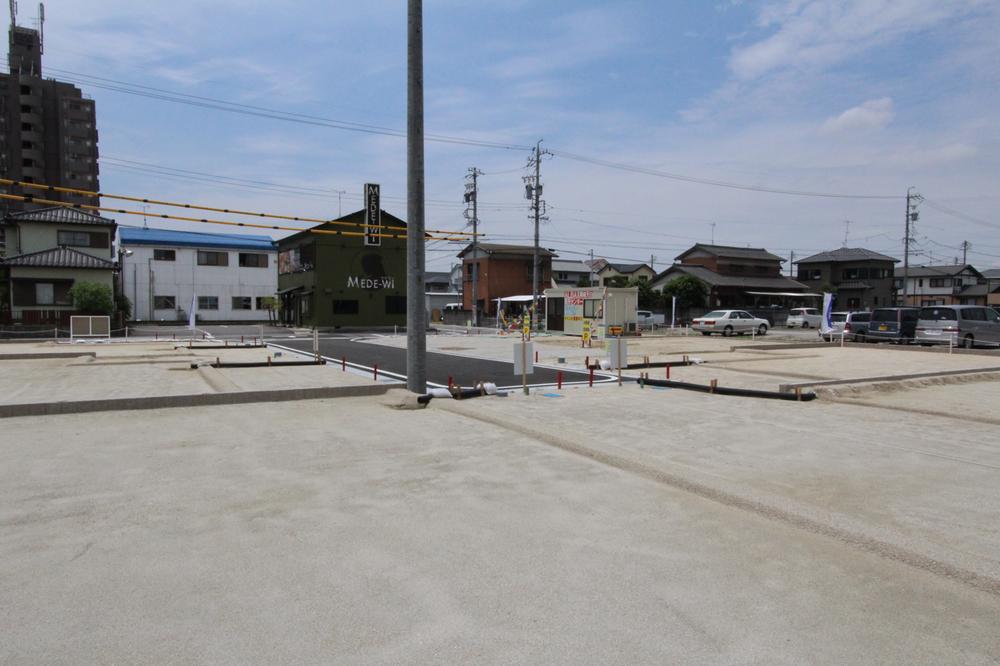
[531,141,542,330]
[464,167,483,327]
[902,187,921,305]
[962,240,970,265]
[406,0,426,393]
[789,250,794,277]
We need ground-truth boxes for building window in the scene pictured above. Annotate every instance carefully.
[153,296,176,310]
[35,283,55,305]
[153,249,175,261]
[57,230,109,248]
[238,253,268,268]
[231,297,252,310]
[333,299,359,315]
[197,251,229,266]
[198,296,218,310]
[583,299,602,318]
[385,295,407,314]
[929,278,950,288]
[19,84,30,94]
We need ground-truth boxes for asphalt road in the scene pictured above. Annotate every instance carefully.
[269,335,605,389]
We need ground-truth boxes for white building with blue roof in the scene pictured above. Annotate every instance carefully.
[119,226,277,322]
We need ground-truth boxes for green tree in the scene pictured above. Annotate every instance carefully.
[627,277,662,310]
[68,282,115,316]
[115,293,132,321]
[660,275,708,310]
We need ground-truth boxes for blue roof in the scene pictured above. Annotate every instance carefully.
[119,226,275,251]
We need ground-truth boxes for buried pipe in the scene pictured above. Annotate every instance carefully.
[636,377,817,402]
[419,381,503,404]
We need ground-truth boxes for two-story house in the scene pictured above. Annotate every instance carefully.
[794,248,898,310]
[458,243,555,318]
[0,206,117,324]
[551,259,593,287]
[650,243,807,308]
[120,226,277,322]
[595,262,656,287]
[897,264,985,307]
[981,269,1000,308]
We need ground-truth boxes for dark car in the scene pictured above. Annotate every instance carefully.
[867,307,920,343]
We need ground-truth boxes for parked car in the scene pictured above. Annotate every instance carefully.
[819,311,871,342]
[636,310,666,329]
[786,307,822,328]
[692,310,769,336]
[866,307,920,343]
[915,305,1000,348]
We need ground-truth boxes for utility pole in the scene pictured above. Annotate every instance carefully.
[710,222,716,245]
[464,167,483,327]
[406,0,426,393]
[333,190,345,218]
[789,250,795,278]
[962,240,970,265]
[650,254,656,271]
[524,140,549,330]
[902,187,922,306]
[843,220,851,246]
[589,249,595,286]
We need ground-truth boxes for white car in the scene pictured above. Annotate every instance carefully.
[692,310,769,336]
[786,307,822,328]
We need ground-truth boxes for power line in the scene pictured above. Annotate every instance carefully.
[548,149,902,200]
[40,65,533,152]
[0,191,467,240]
[922,199,1000,231]
[0,177,475,236]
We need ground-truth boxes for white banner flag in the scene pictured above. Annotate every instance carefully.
[189,292,197,330]
[819,292,834,334]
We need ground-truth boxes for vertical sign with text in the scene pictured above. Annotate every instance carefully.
[364,183,381,246]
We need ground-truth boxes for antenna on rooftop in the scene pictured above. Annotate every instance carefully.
[141,204,149,229]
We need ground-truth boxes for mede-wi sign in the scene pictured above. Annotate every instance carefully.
[364,183,381,247]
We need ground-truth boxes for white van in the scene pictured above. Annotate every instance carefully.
[786,307,822,328]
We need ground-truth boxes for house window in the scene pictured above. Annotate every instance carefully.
[238,253,268,268]
[35,283,55,305]
[929,278,950,288]
[231,297,252,310]
[918,279,923,288]
[333,299,359,315]
[385,295,407,315]
[153,249,175,261]
[153,295,176,310]
[57,230,108,248]
[198,296,218,310]
[13,280,72,305]
[197,251,229,266]
[583,299,602,318]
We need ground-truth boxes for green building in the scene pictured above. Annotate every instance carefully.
[277,209,407,328]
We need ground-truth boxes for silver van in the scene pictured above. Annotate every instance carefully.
[915,305,1000,348]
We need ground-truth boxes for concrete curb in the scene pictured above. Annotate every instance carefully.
[0,383,403,419]
[0,352,97,360]
[778,366,1000,393]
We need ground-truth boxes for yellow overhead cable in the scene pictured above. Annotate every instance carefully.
[0,177,475,237]
[0,193,472,241]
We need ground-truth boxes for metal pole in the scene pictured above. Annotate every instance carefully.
[471,168,480,328]
[531,140,541,331]
[406,0,427,393]
[903,188,911,306]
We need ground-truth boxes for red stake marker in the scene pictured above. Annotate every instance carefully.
[557,371,563,390]
[374,364,378,381]
[589,367,594,387]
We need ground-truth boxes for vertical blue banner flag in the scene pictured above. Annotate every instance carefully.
[820,293,834,334]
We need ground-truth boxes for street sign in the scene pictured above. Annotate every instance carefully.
[364,183,381,246]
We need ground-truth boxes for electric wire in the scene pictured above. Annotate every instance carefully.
[0,192,470,241]
[0,177,475,236]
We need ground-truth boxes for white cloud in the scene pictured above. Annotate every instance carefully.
[821,97,894,133]
[729,0,986,82]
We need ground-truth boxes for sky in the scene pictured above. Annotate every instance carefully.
[21,0,1000,273]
